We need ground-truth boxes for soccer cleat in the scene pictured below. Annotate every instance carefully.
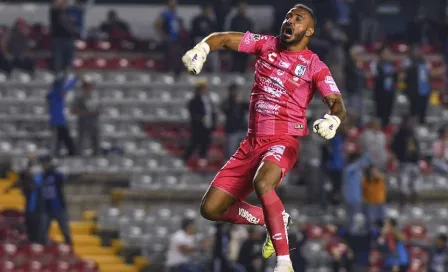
[262,211,291,259]
[273,260,294,272]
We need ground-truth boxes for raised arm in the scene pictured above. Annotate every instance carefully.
[201,32,244,52]
[182,32,244,75]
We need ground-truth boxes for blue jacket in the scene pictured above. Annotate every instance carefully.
[326,133,345,170]
[342,154,370,204]
[47,75,77,126]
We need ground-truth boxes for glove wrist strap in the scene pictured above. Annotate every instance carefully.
[194,42,211,55]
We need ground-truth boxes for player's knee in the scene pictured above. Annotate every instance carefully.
[253,177,277,195]
[200,201,220,221]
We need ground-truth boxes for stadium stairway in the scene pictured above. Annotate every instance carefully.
[0,174,147,272]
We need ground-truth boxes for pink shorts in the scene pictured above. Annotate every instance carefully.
[211,135,300,200]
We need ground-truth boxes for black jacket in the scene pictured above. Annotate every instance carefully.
[391,127,420,163]
[221,97,248,134]
[188,94,217,131]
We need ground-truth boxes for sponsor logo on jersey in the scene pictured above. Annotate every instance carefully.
[259,77,286,98]
[272,233,283,241]
[293,76,299,82]
[294,124,304,129]
[294,64,307,76]
[264,145,286,161]
[238,208,260,224]
[255,101,280,115]
[298,55,311,65]
[279,61,291,68]
[325,76,341,93]
[276,70,285,76]
[251,33,268,41]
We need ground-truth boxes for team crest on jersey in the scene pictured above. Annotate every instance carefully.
[294,64,307,76]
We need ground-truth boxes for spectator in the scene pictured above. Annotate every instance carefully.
[391,116,420,207]
[362,165,386,229]
[432,127,448,174]
[427,234,448,272]
[38,155,72,245]
[48,76,77,157]
[4,154,39,243]
[155,0,186,75]
[71,76,101,156]
[325,224,354,272]
[322,20,348,87]
[165,218,206,272]
[289,217,309,272]
[371,45,398,128]
[100,10,131,40]
[0,18,35,76]
[360,118,388,170]
[50,0,78,76]
[402,45,431,124]
[213,0,234,31]
[226,0,253,73]
[356,0,379,43]
[67,0,86,38]
[345,45,366,120]
[342,151,370,227]
[221,84,248,158]
[406,8,439,46]
[378,218,409,272]
[237,226,265,272]
[191,4,219,72]
[323,123,347,204]
[183,80,217,168]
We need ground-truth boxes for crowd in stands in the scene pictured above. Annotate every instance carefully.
[0,0,447,271]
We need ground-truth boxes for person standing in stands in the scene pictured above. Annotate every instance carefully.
[362,165,386,229]
[226,0,254,73]
[71,77,101,156]
[155,0,185,75]
[343,152,370,227]
[360,118,388,170]
[378,218,409,272]
[371,45,397,128]
[0,18,35,76]
[191,4,219,73]
[38,155,72,245]
[4,154,39,243]
[48,75,77,157]
[50,0,78,77]
[391,116,420,208]
[183,80,217,168]
[432,127,448,174]
[237,227,265,272]
[221,83,248,158]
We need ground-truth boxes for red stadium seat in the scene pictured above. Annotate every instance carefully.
[306,224,327,240]
[20,243,46,259]
[368,249,383,266]
[404,224,427,240]
[0,261,15,272]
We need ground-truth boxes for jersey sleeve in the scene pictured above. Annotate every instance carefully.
[238,31,271,55]
[311,59,341,99]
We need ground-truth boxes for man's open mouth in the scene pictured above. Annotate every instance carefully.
[282,26,294,38]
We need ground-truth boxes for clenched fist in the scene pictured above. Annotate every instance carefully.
[313,114,341,140]
[181,42,210,75]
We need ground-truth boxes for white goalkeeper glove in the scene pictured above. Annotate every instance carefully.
[313,114,341,140]
[181,42,210,75]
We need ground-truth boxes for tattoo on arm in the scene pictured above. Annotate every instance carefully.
[325,94,346,121]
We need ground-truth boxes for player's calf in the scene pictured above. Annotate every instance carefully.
[254,162,291,259]
[200,186,265,225]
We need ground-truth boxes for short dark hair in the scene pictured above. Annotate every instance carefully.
[389,218,398,228]
[438,233,448,243]
[181,218,194,231]
[294,4,317,25]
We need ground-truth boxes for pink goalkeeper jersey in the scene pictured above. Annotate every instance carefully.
[238,31,341,137]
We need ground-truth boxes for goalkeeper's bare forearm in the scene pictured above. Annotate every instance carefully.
[200,32,244,52]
